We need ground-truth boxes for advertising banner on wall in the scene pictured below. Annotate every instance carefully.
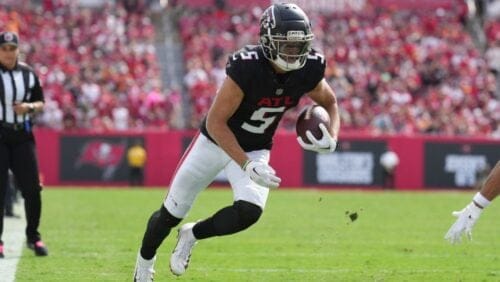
[60,136,144,182]
[303,140,387,186]
[424,142,500,188]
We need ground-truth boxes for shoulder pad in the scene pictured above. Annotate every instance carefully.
[230,45,262,63]
[306,49,326,66]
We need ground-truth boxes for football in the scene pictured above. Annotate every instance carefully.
[296,105,330,144]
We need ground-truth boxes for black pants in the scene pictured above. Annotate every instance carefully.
[4,173,17,216]
[129,167,144,186]
[0,127,42,244]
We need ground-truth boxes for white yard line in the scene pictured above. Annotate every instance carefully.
[0,201,26,282]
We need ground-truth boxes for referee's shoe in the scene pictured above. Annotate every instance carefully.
[27,240,49,256]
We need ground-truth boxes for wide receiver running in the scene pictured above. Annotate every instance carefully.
[133,3,340,281]
[445,160,499,243]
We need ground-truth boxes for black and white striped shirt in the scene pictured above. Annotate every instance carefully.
[0,61,44,124]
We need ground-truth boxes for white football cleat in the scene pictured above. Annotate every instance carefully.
[170,222,197,276]
[133,252,156,282]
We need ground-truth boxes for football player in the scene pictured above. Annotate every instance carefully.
[134,3,340,281]
[445,160,499,243]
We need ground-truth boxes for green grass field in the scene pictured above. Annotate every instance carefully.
[14,188,500,281]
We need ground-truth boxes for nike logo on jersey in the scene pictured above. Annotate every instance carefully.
[257,96,295,107]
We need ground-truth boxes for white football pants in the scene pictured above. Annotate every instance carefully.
[164,133,270,219]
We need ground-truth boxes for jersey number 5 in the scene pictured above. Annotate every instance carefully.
[242,107,285,134]
[234,51,259,60]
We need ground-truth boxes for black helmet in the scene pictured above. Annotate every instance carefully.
[259,3,314,71]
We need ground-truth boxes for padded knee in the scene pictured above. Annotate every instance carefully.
[193,200,263,239]
[233,200,262,230]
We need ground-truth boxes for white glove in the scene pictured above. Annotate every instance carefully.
[243,160,281,189]
[444,202,483,244]
[297,123,337,154]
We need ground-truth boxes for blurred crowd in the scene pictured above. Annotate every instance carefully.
[1,0,499,137]
[177,2,500,137]
[1,0,179,131]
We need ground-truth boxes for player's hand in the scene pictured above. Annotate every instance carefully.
[444,202,483,244]
[243,160,281,189]
[297,123,337,154]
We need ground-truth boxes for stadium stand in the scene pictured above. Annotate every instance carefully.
[175,0,499,136]
[0,0,498,137]
[1,0,180,131]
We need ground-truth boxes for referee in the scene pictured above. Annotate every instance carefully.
[0,31,48,257]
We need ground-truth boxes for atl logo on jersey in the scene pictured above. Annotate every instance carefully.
[257,96,295,107]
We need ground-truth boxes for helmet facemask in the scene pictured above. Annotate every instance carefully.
[268,31,313,71]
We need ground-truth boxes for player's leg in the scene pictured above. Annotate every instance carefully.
[192,149,271,238]
[170,149,270,276]
[134,204,180,282]
[135,134,228,281]
[10,139,48,256]
[140,134,228,256]
[191,150,270,238]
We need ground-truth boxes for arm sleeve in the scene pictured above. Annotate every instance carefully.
[225,53,249,93]
[307,57,326,92]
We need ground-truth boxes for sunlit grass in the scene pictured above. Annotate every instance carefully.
[14,188,500,281]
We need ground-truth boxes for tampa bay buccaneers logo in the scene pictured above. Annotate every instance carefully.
[76,141,126,180]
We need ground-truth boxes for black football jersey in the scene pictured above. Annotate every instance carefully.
[201,45,325,152]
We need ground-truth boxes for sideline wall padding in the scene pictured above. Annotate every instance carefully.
[34,129,499,189]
